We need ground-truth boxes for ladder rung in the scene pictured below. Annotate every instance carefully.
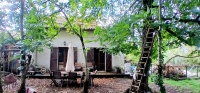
[143,51,150,53]
[136,73,143,75]
[144,46,151,48]
[146,42,152,43]
[138,68,145,70]
[139,61,147,64]
[141,57,148,58]
[132,85,139,88]
[148,31,154,34]
[139,62,146,64]
[144,45,151,47]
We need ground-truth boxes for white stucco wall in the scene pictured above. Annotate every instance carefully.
[112,52,125,68]
[33,30,124,70]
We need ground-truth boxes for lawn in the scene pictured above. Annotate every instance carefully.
[164,78,200,93]
[149,76,200,93]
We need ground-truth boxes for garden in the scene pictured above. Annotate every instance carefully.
[0,0,200,93]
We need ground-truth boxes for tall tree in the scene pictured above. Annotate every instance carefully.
[157,0,165,92]
[18,0,26,92]
[94,0,200,92]
[47,1,106,92]
[0,0,60,92]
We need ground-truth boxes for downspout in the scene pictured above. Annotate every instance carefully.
[35,47,38,66]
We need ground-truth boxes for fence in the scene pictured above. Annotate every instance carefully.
[185,65,199,78]
[150,65,200,78]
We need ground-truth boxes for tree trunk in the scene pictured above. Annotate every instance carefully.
[157,0,166,92]
[18,55,32,93]
[157,29,165,93]
[80,36,89,93]
[18,0,26,93]
[0,66,3,93]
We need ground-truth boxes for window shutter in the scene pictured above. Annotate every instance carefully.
[87,48,94,63]
[50,47,58,71]
[106,52,112,71]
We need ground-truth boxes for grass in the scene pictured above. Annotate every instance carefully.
[149,75,200,93]
[163,78,200,93]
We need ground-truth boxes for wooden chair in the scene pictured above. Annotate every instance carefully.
[48,70,56,86]
[67,72,77,87]
[74,63,82,71]
[87,62,94,72]
[90,70,97,86]
[51,71,65,87]
[80,72,85,87]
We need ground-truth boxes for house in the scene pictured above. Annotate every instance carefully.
[31,18,125,72]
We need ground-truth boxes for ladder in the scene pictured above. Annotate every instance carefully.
[130,28,156,93]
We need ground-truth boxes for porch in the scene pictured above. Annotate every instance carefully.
[18,71,131,79]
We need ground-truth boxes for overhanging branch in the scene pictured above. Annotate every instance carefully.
[55,3,81,38]
[0,27,17,43]
[165,26,189,45]
[162,15,200,25]
[165,55,200,65]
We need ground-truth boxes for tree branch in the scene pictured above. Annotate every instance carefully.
[122,0,138,17]
[164,55,200,65]
[55,3,81,38]
[162,16,200,24]
[165,26,189,45]
[0,27,17,43]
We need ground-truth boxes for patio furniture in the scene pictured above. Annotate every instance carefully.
[80,72,85,87]
[87,62,94,72]
[48,70,55,86]
[67,72,78,87]
[49,71,65,87]
[90,70,97,86]
[74,63,82,71]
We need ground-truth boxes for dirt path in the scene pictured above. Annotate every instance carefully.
[2,78,191,93]
[149,83,192,93]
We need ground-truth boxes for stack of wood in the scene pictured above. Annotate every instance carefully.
[163,65,186,78]
[2,73,19,86]
[152,65,186,78]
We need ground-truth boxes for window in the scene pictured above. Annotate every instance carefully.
[58,48,65,62]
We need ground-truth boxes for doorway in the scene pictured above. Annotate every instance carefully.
[87,48,112,71]
[93,48,105,71]
[58,47,68,70]
[50,47,77,71]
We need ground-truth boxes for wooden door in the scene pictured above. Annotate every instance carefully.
[106,52,112,71]
[97,49,105,71]
[50,47,58,71]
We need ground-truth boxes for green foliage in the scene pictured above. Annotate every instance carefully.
[94,0,200,63]
[164,79,200,93]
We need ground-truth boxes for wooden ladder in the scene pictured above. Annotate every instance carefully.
[130,28,156,93]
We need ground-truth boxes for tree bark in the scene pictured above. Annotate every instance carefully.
[157,0,166,92]
[79,30,89,93]
[18,0,26,93]
[18,55,32,93]
[0,67,3,93]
